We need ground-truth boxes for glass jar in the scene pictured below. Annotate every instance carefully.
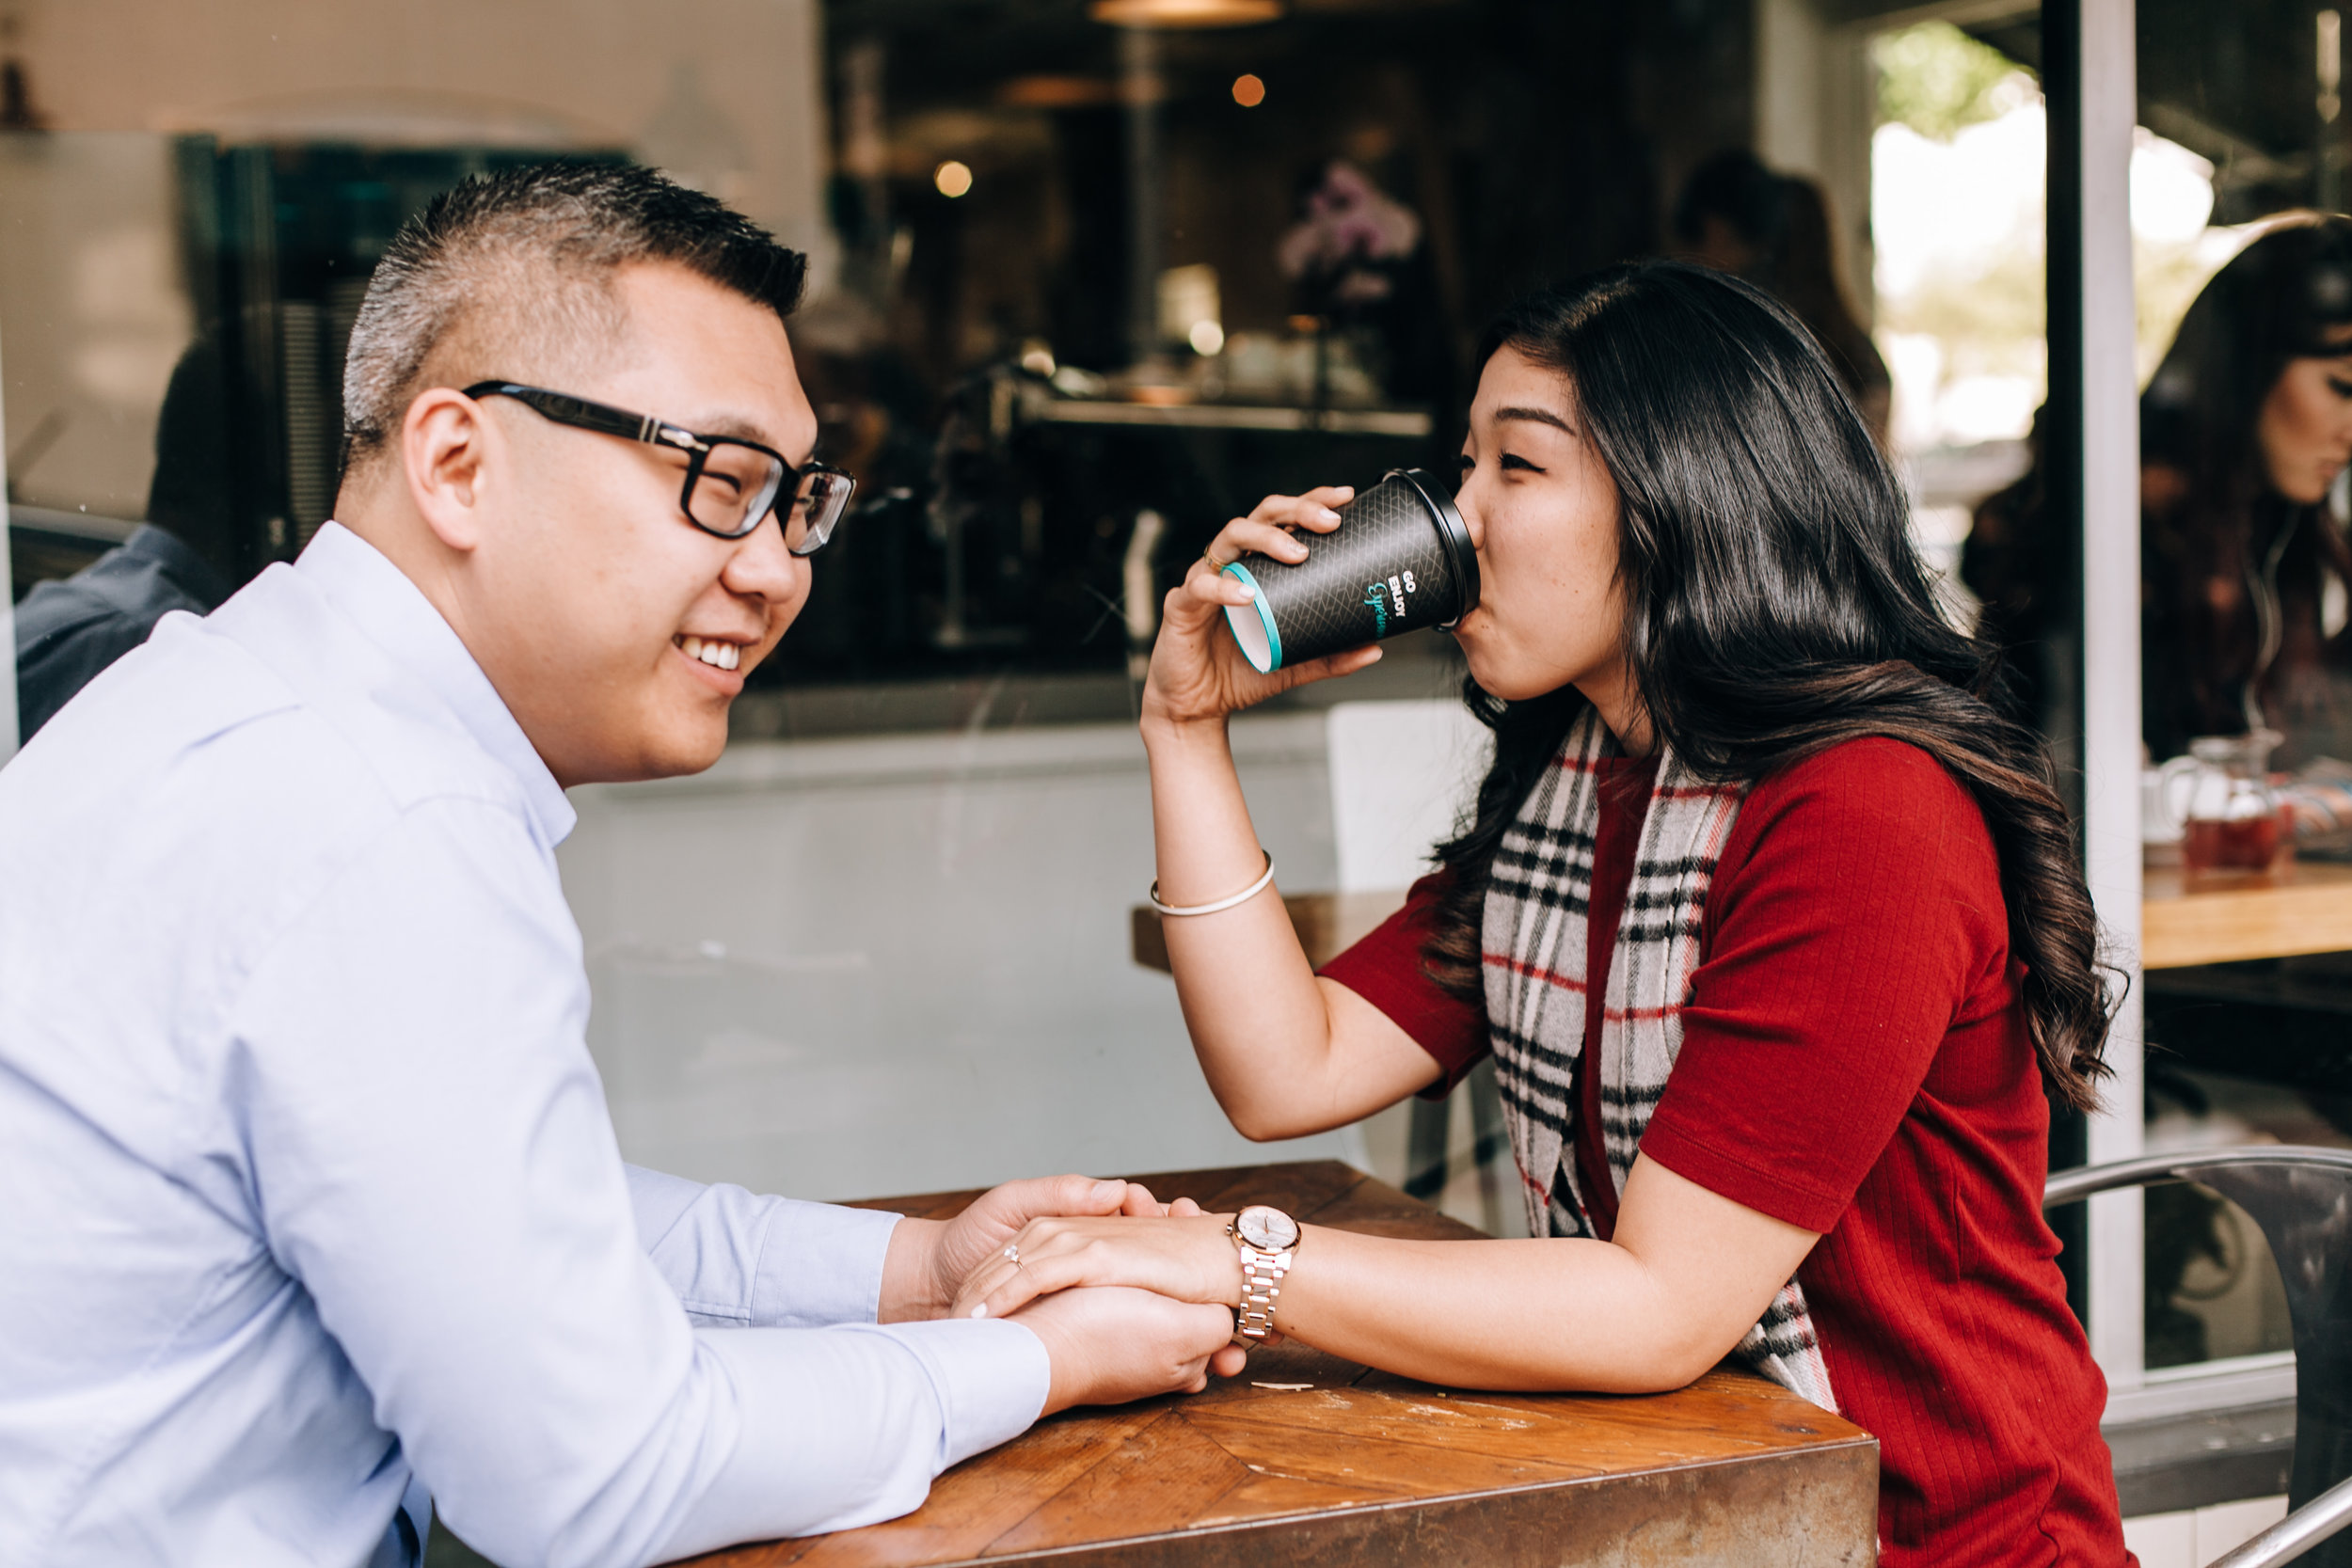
[2158,731,2292,880]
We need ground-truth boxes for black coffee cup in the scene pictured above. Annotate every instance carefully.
[1219,468,1479,674]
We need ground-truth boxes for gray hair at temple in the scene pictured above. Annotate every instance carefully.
[337,161,807,479]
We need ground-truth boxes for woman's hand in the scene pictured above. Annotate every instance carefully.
[883,1174,1177,1322]
[1140,485,1383,733]
[957,1211,1246,1323]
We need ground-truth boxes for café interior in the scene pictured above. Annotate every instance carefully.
[4,0,2351,1562]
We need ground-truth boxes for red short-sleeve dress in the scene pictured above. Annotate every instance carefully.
[1320,736,2130,1567]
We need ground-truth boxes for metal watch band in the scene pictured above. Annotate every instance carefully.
[1233,1243,1293,1340]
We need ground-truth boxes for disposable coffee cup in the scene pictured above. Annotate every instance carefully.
[1220,467,1479,674]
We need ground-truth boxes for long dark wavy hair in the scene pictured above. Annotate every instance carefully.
[2138,214,2352,758]
[1424,261,2114,1112]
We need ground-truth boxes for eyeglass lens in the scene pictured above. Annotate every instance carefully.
[784,469,856,557]
[685,449,852,554]
[686,445,786,538]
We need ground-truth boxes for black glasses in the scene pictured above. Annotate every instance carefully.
[463,382,856,556]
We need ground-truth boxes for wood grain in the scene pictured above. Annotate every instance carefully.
[2143,858,2352,968]
[683,1162,1876,1567]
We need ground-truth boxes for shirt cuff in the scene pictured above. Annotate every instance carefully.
[751,1202,902,1328]
[660,1317,1051,1557]
[625,1164,903,1329]
[875,1317,1054,1468]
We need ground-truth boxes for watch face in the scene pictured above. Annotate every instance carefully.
[1236,1205,1299,1251]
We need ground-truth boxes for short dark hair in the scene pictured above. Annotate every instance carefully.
[340,162,807,472]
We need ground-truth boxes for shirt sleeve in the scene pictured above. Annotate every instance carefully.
[1317,870,1490,1098]
[1636,739,2010,1234]
[625,1164,903,1329]
[230,799,1049,1568]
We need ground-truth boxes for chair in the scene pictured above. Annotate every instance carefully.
[2044,1147,2352,1567]
[1325,700,1508,1227]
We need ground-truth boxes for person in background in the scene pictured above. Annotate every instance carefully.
[1964,214,2352,764]
[956,263,2127,1565]
[1673,149,1893,447]
[0,164,1240,1568]
[12,337,243,743]
[1278,158,1455,411]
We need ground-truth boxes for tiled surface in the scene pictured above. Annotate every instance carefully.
[2122,1495,2290,1568]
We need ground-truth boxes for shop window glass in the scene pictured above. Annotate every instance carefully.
[7,1,2195,1403]
[2133,0,2352,1370]
[1859,1,2352,1373]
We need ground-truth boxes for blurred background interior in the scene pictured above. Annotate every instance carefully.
[2,3,2348,1558]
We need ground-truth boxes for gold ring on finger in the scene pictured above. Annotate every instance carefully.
[1203,546,1231,572]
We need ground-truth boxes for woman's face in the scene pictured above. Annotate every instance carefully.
[1450,346,1636,727]
[2259,328,2352,504]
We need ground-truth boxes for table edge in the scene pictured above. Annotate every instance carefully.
[806,1435,1882,1568]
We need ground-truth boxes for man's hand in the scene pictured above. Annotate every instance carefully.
[879,1174,1178,1323]
[1014,1286,1248,1414]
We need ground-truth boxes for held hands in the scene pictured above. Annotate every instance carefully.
[1140,486,1383,733]
[907,1177,1252,1412]
[1014,1287,1247,1416]
[901,1174,1172,1322]
[953,1209,1267,1341]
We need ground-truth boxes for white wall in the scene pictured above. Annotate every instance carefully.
[5,0,829,256]
[559,714,1362,1203]
[1753,0,1879,325]
[0,0,834,518]
[0,134,190,518]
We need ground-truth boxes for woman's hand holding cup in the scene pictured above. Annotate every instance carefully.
[1141,485,1381,733]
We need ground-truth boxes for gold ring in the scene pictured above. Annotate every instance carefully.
[1202,546,1231,572]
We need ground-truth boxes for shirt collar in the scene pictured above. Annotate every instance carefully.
[294,522,576,846]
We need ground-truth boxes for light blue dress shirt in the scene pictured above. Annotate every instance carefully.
[0,523,1050,1568]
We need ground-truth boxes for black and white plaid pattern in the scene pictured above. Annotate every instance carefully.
[1481,708,1837,1411]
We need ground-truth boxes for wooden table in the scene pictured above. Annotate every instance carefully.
[678,1161,1877,1567]
[2143,858,2352,969]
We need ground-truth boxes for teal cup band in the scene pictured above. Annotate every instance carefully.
[1220,562,1282,673]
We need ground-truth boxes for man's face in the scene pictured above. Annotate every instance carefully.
[457,262,816,786]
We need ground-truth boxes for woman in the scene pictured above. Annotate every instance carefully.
[1966,213,2352,761]
[963,262,2126,1563]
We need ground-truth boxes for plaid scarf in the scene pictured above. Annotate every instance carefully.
[1482,707,1837,1411]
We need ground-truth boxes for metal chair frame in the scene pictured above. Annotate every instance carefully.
[2046,1147,2352,1568]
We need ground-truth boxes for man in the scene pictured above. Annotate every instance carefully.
[0,165,1238,1568]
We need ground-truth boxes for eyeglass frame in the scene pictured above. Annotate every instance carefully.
[460,380,856,555]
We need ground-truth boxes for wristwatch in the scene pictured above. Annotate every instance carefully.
[1226,1204,1302,1342]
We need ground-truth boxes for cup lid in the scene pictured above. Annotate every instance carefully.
[1383,467,1480,620]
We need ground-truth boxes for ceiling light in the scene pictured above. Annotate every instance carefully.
[934,160,973,198]
[1232,73,1266,106]
[1089,0,1282,28]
